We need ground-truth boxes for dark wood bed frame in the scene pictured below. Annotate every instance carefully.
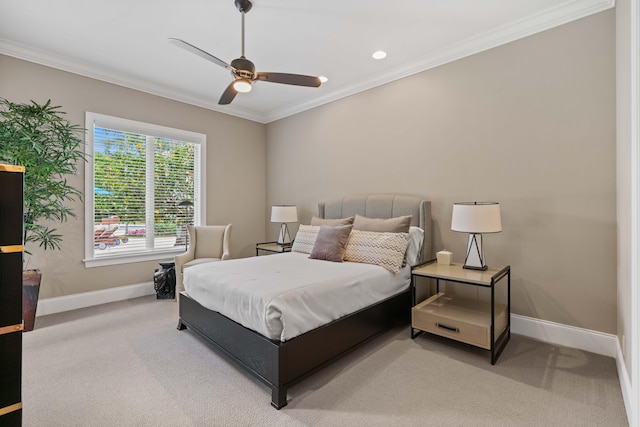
[177,194,432,409]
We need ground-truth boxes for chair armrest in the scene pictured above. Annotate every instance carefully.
[221,223,232,260]
[175,247,195,272]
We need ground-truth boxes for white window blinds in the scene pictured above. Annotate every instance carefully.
[85,112,205,266]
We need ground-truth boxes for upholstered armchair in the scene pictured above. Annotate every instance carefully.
[174,224,232,299]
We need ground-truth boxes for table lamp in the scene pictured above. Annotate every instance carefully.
[451,202,502,270]
[271,205,298,245]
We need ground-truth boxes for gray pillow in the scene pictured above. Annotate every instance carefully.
[309,225,353,262]
[310,216,354,226]
[352,214,412,233]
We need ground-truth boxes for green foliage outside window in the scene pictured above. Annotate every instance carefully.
[94,128,195,237]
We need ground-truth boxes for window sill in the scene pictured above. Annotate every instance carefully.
[83,249,186,268]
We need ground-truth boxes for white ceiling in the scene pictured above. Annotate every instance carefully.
[0,0,613,123]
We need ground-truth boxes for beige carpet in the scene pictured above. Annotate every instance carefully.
[22,296,628,426]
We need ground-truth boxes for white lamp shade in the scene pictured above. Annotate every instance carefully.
[271,205,298,223]
[451,202,502,233]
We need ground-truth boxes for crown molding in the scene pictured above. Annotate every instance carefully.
[0,0,614,124]
[0,38,265,123]
[264,0,615,123]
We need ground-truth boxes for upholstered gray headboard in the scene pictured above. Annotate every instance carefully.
[318,194,432,262]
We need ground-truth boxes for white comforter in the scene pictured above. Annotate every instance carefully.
[183,252,410,341]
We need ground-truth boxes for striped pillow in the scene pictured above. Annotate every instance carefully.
[291,225,321,254]
[344,230,410,274]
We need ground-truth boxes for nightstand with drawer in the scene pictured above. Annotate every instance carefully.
[411,260,510,364]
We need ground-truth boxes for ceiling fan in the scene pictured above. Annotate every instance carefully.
[169,0,322,105]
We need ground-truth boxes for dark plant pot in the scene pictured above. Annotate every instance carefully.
[22,269,41,332]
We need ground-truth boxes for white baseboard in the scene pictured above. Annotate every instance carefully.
[615,339,635,427]
[37,291,617,354]
[511,313,618,358]
[38,290,617,355]
[511,314,633,425]
[35,282,157,317]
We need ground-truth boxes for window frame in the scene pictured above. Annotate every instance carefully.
[84,112,206,268]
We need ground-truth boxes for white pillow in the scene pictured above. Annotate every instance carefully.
[291,225,321,254]
[344,230,410,274]
[406,226,425,266]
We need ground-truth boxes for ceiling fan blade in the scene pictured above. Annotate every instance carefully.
[168,38,234,71]
[218,82,238,105]
[171,1,320,106]
[256,72,321,87]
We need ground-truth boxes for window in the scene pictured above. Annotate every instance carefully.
[84,112,206,267]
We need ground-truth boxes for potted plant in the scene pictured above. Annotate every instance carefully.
[0,98,86,331]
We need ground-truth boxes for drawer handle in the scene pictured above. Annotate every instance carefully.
[436,322,459,333]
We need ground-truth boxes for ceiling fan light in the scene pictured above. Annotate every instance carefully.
[233,79,252,93]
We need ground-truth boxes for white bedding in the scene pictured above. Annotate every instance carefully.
[183,252,410,341]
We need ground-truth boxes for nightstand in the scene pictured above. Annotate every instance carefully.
[411,260,511,364]
[256,241,292,256]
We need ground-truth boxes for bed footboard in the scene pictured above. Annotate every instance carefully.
[178,289,410,409]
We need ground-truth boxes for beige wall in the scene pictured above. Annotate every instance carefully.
[266,11,617,333]
[0,10,619,335]
[0,54,266,299]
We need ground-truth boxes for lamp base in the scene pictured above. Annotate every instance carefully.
[462,264,488,271]
[277,223,291,245]
[463,233,488,270]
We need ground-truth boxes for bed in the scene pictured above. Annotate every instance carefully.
[177,194,432,408]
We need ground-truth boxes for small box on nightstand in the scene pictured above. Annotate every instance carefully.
[436,250,453,265]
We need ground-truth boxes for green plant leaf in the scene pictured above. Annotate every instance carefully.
[0,98,86,266]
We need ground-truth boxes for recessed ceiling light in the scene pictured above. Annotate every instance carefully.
[319,76,328,83]
[372,50,387,60]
